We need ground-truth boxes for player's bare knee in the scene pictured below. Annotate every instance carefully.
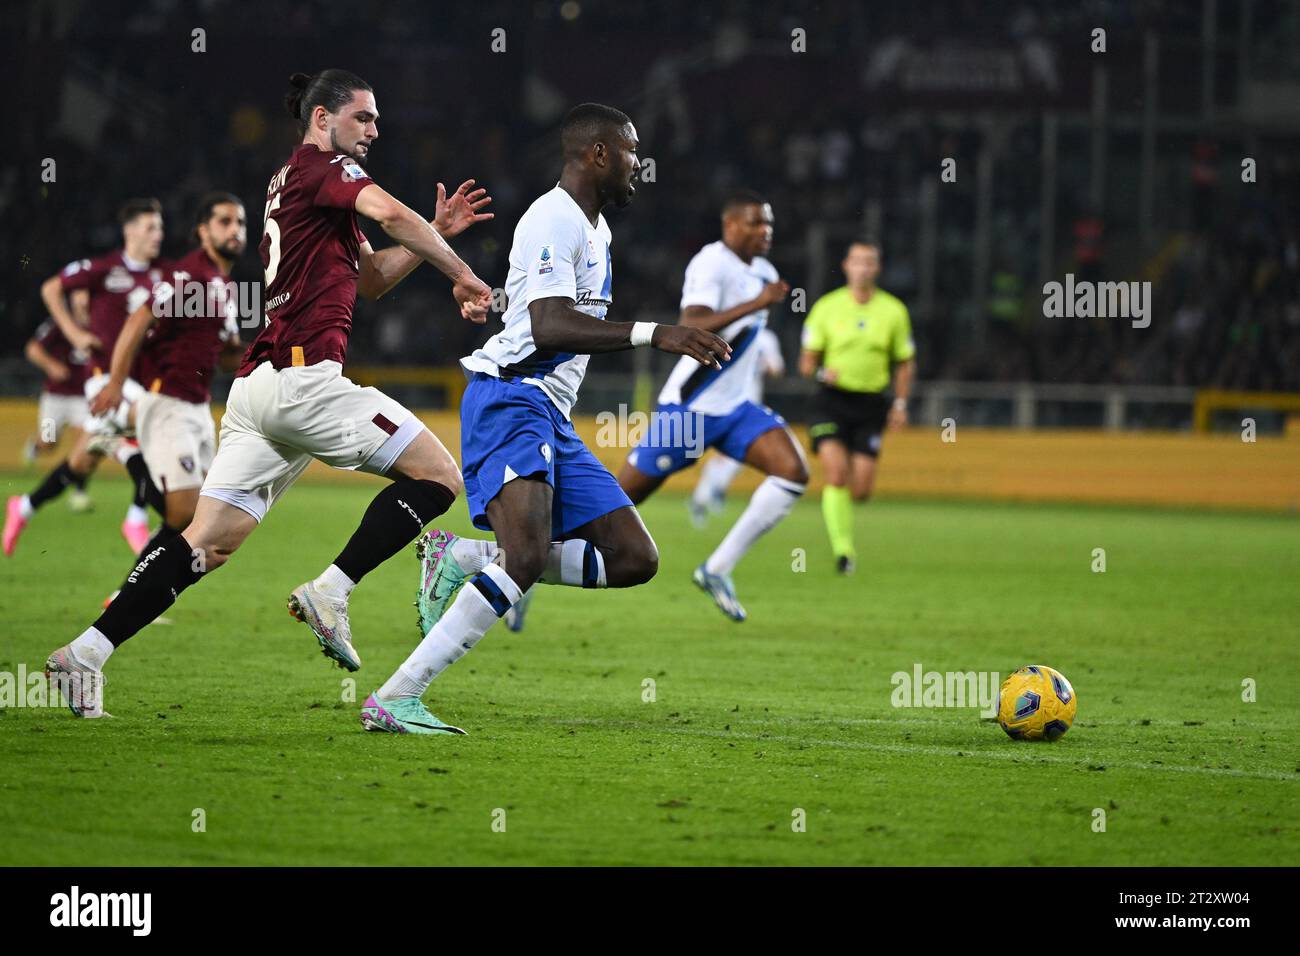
[181,527,238,573]
[497,542,546,591]
[439,468,463,498]
[634,541,659,584]
[614,537,658,586]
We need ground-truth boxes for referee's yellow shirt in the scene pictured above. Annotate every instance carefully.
[801,286,915,394]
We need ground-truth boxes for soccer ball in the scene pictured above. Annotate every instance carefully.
[997,665,1077,741]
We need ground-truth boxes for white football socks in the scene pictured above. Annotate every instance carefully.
[314,563,356,599]
[539,538,607,588]
[379,562,522,699]
[70,627,115,670]
[124,504,148,526]
[704,475,806,577]
[17,495,34,520]
[450,535,497,574]
[693,455,742,509]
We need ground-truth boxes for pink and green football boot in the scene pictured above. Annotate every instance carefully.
[360,692,465,735]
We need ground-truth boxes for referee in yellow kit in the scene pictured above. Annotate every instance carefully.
[799,239,915,574]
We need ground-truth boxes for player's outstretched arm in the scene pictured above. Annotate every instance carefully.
[40,274,99,354]
[356,180,493,300]
[530,297,732,369]
[354,183,491,321]
[88,303,155,415]
[679,280,790,333]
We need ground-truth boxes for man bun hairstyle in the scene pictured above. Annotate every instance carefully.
[118,197,162,226]
[285,69,372,133]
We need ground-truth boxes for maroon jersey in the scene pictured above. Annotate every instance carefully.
[58,250,165,378]
[32,319,91,396]
[239,144,374,376]
[140,247,239,404]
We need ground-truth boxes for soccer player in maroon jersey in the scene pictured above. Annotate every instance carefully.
[88,192,249,553]
[21,309,98,512]
[45,69,495,717]
[4,200,168,558]
[23,313,91,460]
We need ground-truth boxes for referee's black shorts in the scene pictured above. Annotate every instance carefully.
[809,386,890,457]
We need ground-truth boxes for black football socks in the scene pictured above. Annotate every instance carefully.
[27,460,84,510]
[94,533,205,647]
[124,451,166,516]
[333,478,456,583]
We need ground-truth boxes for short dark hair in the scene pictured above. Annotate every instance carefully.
[722,189,768,217]
[285,69,372,133]
[561,103,632,159]
[847,237,881,255]
[118,197,162,226]
[193,191,244,239]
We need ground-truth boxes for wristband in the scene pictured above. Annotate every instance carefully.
[892,397,908,409]
[630,322,657,347]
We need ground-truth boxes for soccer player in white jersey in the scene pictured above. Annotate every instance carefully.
[618,192,807,621]
[361,103,729,734]
[688,325,785,526]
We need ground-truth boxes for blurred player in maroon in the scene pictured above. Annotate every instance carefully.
[46,69,496,717]
[90,191,249,557]
[5,200,168,558]
[22,309,91,499]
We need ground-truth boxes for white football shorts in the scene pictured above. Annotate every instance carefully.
[200,360,426,522]
[135,391,217,494]
[37,392,89,441]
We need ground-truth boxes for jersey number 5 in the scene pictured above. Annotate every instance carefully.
[263,192,283,286]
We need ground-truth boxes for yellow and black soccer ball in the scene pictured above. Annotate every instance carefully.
[997,665,1077,741]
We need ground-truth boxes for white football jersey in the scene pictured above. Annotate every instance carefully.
[746,327,785,404]
[657,240,779,416]
[461,185,613,418]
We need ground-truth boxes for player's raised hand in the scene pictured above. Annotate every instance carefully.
[452,271,493,323]
[434,180,494,239]
[757,280,790,308]
[653,326,732,370]
[88,379,124,416]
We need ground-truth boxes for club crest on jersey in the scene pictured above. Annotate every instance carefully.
[179,456,195,474]
[106,266,139,293]
[538,245,553,275]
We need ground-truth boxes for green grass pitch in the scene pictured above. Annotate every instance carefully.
[1,473,1295,865]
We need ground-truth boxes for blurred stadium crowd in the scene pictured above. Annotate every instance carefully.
[4,0,1299,395]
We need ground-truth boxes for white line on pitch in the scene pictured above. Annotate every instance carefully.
[544,718,1299,783]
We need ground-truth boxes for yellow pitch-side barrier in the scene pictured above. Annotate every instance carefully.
[1,399,1295,512]
[1193,389,1300,434]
